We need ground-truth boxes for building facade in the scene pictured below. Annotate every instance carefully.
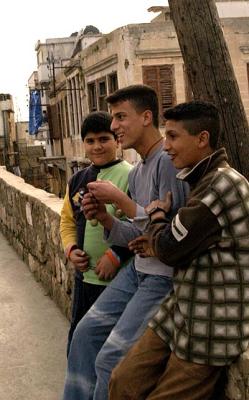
[29,0,249,195]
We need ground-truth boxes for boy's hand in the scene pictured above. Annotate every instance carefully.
[95,254,118,281]
[145,191,172,215]
[87,181,121,204]
[128,235,155,258]
[69,249,89,272]
[82,192,107,222]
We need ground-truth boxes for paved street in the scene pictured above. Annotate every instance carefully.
[0,231,69,400]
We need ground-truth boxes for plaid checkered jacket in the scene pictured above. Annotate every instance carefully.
[148,148,249,366]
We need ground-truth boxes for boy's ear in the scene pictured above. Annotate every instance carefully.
[143,110,153,127]
[198,130,210,148]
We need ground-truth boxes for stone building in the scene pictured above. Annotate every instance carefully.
[28,28,103,195]
[29,0,249,195]
[0,94,15,168]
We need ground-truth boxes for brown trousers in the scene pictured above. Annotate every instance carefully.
[109,327,223,400]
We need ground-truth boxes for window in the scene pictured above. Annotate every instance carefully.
[64,97,70,137]
[143,65,176,125]
[47,105,60,139]
[108,72,118,94]
[98,79,108,111]
[88,82,97,112]
[87,72,118,112]
[57,102,63,138]
[67,79,76,136]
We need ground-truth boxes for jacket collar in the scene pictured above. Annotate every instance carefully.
[177,148,229,185]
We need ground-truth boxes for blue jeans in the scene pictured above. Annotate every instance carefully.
[62,260,173,400]
[67,272,106,357]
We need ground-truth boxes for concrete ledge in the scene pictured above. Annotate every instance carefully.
[0,166,73,319]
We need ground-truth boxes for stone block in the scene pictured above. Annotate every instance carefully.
[28,253,38,273]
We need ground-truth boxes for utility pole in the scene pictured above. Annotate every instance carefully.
[168,0,249,179]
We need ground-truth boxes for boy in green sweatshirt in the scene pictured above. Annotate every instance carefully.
[60,111,132,354]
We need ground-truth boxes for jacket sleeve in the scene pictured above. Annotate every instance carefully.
[60,185,77,253]
[157,153,189,214]
[148,198,221,268]
[110,245,134,263]
[105,217,142,247]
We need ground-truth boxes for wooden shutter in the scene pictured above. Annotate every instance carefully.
[47,104,60,139]
[98,79,108,111]
[88,82,97,112]
[143,65,176,125]
[108,72,118,94]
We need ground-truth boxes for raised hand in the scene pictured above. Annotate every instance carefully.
[87,180,121,204]
[128,235,155,258]
[82,192,107,222]
[145,191,172,215]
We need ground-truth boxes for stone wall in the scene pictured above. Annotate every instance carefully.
[226,354,249,399]
[0,166,249,398]
[0,166,73,320]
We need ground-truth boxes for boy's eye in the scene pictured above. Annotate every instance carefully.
[99,137,110,143]
[85,137,112,144]
[166,133,176,140]
[115,114,125,121]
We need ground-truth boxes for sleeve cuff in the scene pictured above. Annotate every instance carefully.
[65,244,78,259]
[136,204,147,217]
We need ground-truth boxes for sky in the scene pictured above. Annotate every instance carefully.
[0,0,167,122]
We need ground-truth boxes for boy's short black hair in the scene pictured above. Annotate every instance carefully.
[106,84,159,128]
[164,100,221,149]
[81,111,117,141]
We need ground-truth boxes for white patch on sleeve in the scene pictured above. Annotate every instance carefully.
[171,214,188,242]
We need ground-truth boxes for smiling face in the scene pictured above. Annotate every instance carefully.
[164,119,212,169]
[109,100,147,152]
[83,132,118,166]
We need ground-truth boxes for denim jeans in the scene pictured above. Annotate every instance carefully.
[62,260,173,400]
[67,271,106,357]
